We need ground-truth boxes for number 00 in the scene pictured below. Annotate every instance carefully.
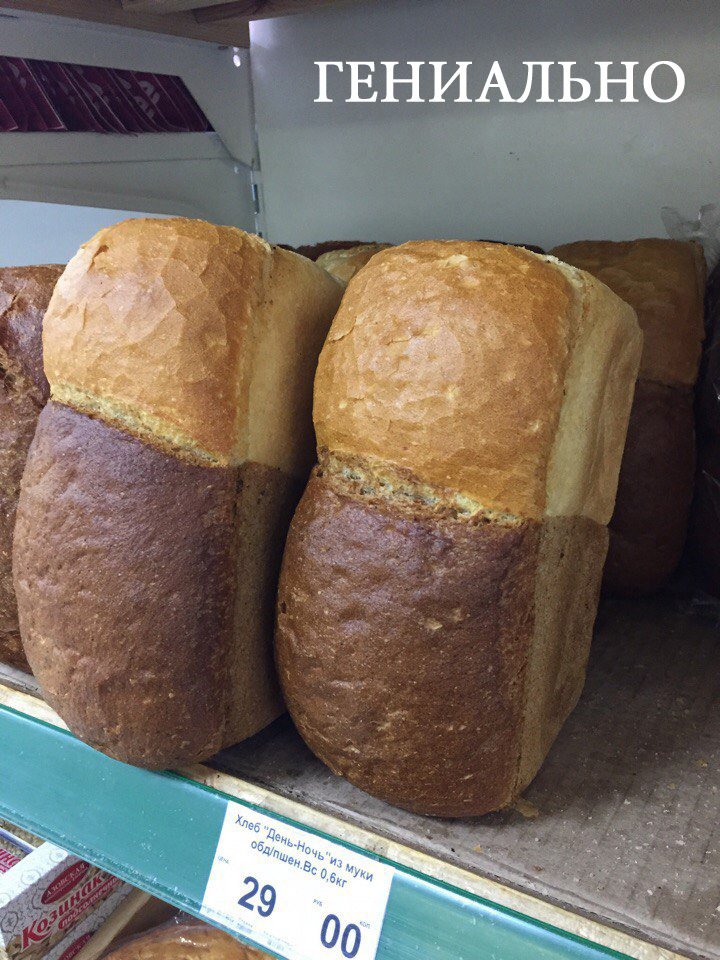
[320,914,361,958]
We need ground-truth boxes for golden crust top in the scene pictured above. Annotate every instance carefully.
[314,240,641,521]
[551,238,705,387]
[42,218,342,470]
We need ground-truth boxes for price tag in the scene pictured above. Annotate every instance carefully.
[201,801,395,960]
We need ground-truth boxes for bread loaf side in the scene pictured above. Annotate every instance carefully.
[276,240,641,815]
[552,239,705,595]
[0,264,62,670]
[13,218,343,767]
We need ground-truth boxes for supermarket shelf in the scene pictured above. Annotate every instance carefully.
[1,595,717,960]
[1,695,641,960]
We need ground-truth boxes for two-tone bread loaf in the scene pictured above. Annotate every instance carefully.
[0,265,62,671]
[13,218,343,768]
[276,241,642,816]
[552,239,705,595]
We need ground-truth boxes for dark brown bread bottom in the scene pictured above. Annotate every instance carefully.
[14,402,297,768]
[0,632,28,671]
[276,471,605,817]
[0,388,41,672]
[603,380,695,596]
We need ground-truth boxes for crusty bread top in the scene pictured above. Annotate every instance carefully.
[42,218,343,474]
[551,238,705,387]
[103,921,268,960]
[316,244,392,283]
[0,265,63,402]
[292,240,376,261]
[314,240,642,522]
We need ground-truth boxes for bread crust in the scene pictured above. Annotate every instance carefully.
[14,402,307,766]
[551,238,706,387]
[0,264,62,670]
[292,240,376,261]
[277,471,607,816]
[277,471,537,816]
[316,244,391,283]
[314,241,640,521]
[42,218,342,469]
[603,380,695,595]
[104,920,268,960]
[14,402,238,767]
[552,238,704,595]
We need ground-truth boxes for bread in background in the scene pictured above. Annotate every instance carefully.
[316,243,392,283]
[276,240,641,816]
[103,919,268,960]
[0,264,63,671]
[13,218,343,768]
[551,238,705,595]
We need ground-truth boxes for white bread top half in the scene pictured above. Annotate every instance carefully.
[42,217,344,477]
[314,240,642,523]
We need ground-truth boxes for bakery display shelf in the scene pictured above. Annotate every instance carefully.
[1,595,718,960]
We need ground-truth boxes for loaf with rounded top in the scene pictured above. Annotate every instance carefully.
[552,238,705,594]
[276,240,642,816]
[0,264,62,671]
[13,217,343,768]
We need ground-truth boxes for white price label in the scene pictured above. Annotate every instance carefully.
[201,801,395,960]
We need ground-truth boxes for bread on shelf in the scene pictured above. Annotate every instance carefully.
[103,919,268,960]
[276,240,642,816]
[552,239,705,595]
[13,217,343,768]
[316,243,392,283]
[0,264,63,672]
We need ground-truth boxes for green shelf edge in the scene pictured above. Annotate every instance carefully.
[1,703,631,960]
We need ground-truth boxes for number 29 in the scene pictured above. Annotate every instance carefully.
[238,876,276,917]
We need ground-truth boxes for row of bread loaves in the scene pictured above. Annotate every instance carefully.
[10,221,643,819]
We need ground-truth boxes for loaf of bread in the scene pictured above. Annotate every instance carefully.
[276,241,642,816]
[0,265,62,671]
[316,244,392,283]
[552,239,705,595]
[104,919,267,960]
[13,218,343,768]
